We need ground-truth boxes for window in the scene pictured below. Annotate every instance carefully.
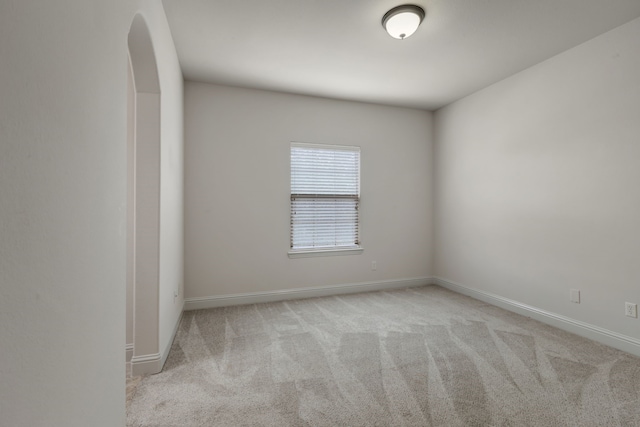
[289,143,362,257]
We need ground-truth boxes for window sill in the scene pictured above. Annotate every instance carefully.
[288,247,364,259]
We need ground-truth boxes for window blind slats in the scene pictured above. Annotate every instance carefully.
[290,144,360,251]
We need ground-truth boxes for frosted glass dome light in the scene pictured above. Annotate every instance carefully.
[382,5,425,40]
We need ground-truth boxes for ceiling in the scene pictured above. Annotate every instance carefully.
[162,0,640,110]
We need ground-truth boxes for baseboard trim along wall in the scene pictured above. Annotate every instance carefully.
[125,343,134,363]
[132,301,185,376]
[131,352,162,376]
[184,277,433,311]
[433,277,640,358]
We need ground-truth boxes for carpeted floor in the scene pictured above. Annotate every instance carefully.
[127,372,142,410]
[127,285,640,426]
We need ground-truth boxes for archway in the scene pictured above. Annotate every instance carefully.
[127,14,162,376]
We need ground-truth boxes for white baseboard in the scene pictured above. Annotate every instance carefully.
[184,277,433,311]
[131,352,162,376]
[125,343,134,363]
[131,301,185,376]
[433,277,640,358]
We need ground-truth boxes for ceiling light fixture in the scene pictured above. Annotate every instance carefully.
[382,4,425,40]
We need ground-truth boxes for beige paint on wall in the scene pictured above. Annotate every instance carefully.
[0,0,134,425]
[140,0,185,358]
[434,16,640,341]
[184,83,434,299]
[0,0,184,424]
[127,1,184,372]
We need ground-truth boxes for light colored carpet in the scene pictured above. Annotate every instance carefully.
[127,285,640,426]
[127,373,142,410]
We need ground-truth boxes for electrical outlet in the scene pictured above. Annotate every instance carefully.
[625,302,637,318]
[570,289,580,304]
[371,261,377,271]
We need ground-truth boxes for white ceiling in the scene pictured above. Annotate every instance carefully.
[162,0,640,110]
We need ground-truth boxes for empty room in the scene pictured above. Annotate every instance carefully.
[2,0,640,426]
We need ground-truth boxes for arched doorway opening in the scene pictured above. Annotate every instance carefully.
[127,14,162,376]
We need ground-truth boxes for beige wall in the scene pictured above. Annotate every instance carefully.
[184,83,433,299]
[126,50,136,357]
[0,0,183,424]
[0,0,133,425]
[137,0,185,367]
[434,17,640,341]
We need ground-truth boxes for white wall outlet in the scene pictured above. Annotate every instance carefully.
[625,302,637,318]
[570,289,580,303]
[371,261,377,271]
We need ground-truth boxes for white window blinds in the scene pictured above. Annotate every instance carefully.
[290,143,360,251]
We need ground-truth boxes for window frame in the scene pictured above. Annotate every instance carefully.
[288,142,363,259]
